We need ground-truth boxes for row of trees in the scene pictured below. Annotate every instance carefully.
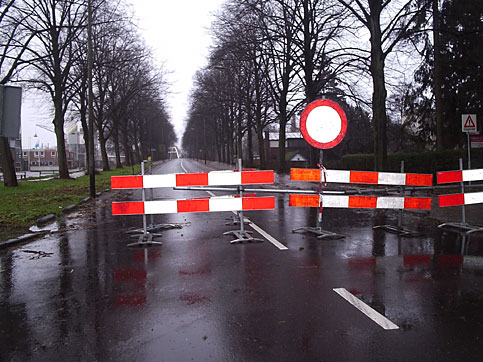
[0,0,177,186]
[182,0,482,172]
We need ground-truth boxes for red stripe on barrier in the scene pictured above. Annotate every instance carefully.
[439,194,464,207]
[242,196,275,210]
[404,197,432,210]
[348,257,376,267]
[350,171,378,184]
[177,199,209,212]
[437,255,463,266]
[289,194,319,207]
[437,170,462,184]
[241,171,274,184]
[114,295,146,307]
[349,196,377,208]
[176,172,209,186]
[111,176,143,189]
[290,168,320,182]
[112,202,144,215]
[406,173,433,186]
[114,269,147,281]
[404,254,431,265]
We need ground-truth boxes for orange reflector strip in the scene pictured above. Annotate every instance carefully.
[404,197,432,210]
[112,201,144,215]
[350,171,378,184]
[348,196,377,208]
[290,168,321,182]
[289,194,319,207]
[405,173,433,186]
[176,172,209,186]
[241,170,274,184]
[111,176,143,189]
[242,196,275,210]
[177,199,209,212]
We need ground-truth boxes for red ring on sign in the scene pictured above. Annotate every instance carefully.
[300,99,347,149]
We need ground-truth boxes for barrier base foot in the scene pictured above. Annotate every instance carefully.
[224,230,263,244]
[292,227,345,240]
[127,233,163,248]
[225,216,249,226]
[372,225,424,237]
[438,222,483,233]
[127,223,182,234]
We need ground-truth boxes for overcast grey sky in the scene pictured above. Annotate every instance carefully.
[21,0,224,149]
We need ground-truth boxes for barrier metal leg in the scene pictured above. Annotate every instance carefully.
[127,161,162,248]
[373,161,424,237]
[224,159,263,244]
[292,150,345,240]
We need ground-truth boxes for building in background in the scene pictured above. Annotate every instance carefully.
[66,123,86,169]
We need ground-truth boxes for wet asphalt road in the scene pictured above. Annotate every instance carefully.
[1,158,483,361]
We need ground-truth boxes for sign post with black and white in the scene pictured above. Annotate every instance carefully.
[462,114,478,170]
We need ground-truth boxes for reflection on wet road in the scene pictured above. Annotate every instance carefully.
[1,159,482,361]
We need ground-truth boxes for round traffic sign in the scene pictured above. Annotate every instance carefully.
[300,99,347,149]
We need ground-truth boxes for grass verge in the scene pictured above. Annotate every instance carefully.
[0,166,140,242]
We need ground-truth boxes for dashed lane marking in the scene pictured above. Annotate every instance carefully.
[333,288,399,330]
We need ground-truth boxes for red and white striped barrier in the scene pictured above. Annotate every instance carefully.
[289,194,431,210]
[437,168,483,207]
[437,168,483,184]
[112,170,274,189]
[291,168,433,186]
[439,192,483,207]
[113,196,275,215]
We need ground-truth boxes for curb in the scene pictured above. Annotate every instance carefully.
[0,232,49,250]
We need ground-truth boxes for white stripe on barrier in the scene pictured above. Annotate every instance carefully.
[144,200,178,214]
[208,171,241,186]
[323,195,349,208]
[376,197,405,209]
[378,172,406,185]
[143,174,176,188]
[326,169,350,183]
[464,191,483,205]
[209,197,242,212]
[463,169,483,182]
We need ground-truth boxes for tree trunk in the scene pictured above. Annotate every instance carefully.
[257,128,266,169]
[433,0,444,150]
[278,98,288,173]
[0,136,18,187]
[113,127,122,168]
[98,131,110,171]
[369,4,388,171]
[53,97,70,179]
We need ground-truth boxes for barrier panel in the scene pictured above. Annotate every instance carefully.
[112,160,275,247]
[289,165,433,239]
[436,159,483,248]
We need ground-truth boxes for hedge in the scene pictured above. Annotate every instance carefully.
[325,149,483,175]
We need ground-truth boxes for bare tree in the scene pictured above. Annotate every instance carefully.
[0,0,38,186]
[335,0,430,170]
[22,0,88,178]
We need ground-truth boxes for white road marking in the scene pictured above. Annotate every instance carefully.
[247,221,288,250]
[205,191,287,250]
[180,159,188,173]
[333,288,399,330]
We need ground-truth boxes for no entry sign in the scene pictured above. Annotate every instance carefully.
[300,99,347,149]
